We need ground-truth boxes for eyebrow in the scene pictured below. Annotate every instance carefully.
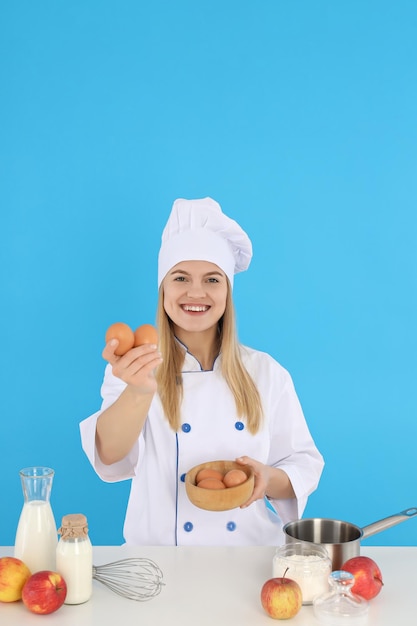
[170,269,225,278]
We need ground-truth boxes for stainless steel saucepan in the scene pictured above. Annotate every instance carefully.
[283,507,417,570]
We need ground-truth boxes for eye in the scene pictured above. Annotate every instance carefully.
[207,277,220,283]
[174,275,187,282]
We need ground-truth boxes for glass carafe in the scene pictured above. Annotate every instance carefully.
[14,467,58,573]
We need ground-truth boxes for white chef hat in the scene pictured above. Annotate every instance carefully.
[158,197,252,288]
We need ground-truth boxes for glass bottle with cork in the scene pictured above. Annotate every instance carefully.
[56,513,93,604]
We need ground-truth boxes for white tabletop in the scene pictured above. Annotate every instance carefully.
[1,545,415,625]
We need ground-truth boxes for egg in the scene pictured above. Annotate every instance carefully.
[223,469,248,488]
[197,478,226,490]
[134,324,159,347]
[196,468,224,484]
[105,322,135,356]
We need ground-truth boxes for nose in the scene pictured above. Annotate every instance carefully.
[186,281,206,298]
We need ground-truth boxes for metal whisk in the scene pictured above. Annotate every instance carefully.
[93,557,164,601]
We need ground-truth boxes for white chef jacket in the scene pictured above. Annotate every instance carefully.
[80,345,324,546]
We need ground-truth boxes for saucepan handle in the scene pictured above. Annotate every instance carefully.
[361,507,417,539]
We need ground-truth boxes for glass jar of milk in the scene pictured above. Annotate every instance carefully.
[56,513,93,604]
[14,466,58,573]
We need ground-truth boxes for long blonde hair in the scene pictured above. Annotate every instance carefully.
[155,281,263,434]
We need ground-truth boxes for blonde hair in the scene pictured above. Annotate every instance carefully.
[155,282,263,434]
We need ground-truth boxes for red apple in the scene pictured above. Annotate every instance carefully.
[22,570,67,614]
[261,576,302,619]
[0,556,31,602]
[341,556,383,600]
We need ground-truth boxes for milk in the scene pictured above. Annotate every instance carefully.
[56,534,93,603]
[14,500,58,572]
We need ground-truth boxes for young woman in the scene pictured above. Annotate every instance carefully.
[80,197,324,546]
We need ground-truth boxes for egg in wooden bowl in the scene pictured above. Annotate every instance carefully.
[185,460,254,511]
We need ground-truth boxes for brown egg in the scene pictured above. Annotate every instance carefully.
[134,324,159,347]
[105,322,135,356]
[223,469,248,488]
[197,478,226,490]
[196,468,224,484]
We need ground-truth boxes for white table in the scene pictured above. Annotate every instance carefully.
[1,545,415,625]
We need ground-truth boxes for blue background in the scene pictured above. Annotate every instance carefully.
[1,0,416,547]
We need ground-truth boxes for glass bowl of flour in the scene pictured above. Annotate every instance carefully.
[273,542,332,604]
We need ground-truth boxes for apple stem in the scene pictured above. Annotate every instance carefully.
[283,567,289,579]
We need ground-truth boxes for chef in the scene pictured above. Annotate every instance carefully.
[80,197,324,546]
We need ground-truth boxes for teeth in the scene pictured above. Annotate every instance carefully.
[183,305,209,312]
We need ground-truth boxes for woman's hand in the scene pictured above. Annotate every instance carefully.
[235,456,270,507]
[103,339,163,395]
[235,455,295,507]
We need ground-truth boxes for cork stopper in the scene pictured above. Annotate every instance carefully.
[58,513,89,540]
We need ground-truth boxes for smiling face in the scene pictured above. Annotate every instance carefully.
[162,260,228,340]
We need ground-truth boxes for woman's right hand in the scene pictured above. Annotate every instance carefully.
[102,339,163,395]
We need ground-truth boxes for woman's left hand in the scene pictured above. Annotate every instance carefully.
[235,455,295,507]
[235,455,270,508]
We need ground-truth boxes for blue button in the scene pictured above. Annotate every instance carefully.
[184,522,193,532]
[235,421,244,431]
[182,423,191,433]
[226,521,237,532]
[180,473,186,482]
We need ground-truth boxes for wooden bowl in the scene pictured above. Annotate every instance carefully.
[185,460,255,511]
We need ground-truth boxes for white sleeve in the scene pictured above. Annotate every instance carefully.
[266,372,324,524]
